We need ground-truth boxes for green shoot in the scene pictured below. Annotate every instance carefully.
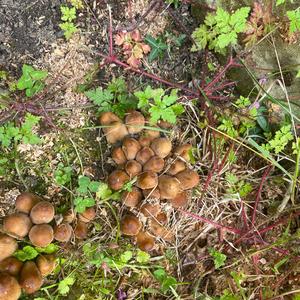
[209,248,227,269]
[191,7,250,54]
[17,64,48,97]
[59,5,78,39]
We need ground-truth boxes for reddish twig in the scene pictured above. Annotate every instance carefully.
[178,208,242,234]
[251,166,272,227]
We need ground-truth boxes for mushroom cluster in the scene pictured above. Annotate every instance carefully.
[0,192,96,299]
[100,110,200,252]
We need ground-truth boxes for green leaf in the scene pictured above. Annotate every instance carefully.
[209,248,227,269]
[89,181,100,193]
[287,9,300,33]
[30,70,48,81]
[14,246,39,262]
[35,243,59,254]
[61,6,77,22]
[84,88,113,108]
[120,251,133,263]
[59,22,77,39]
[136,250,150,263]
[74,197,95,213]
[276,0,285,6]
[58,277,75,296]
[96,182,113,200]
[145,35,168,62]
[77,176,90,193]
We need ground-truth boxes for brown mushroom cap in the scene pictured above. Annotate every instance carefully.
[174,144,192,161]
[63,210,75,224]
[0,273,21,300]
[0,234,18,262]
[158,120,172,129]
[156,212,168,224]
[0,257,23,277]
[144,128,160,139]
[54,223,73,242]
[140,203,161,217]
[121,187,142,207]
[125,110,145,134]
[136,231,155,251]
[158,175,181,199]
[138,136,153,147]
[150,138,172,158]
[135,147,155,165]
[142,188,161,199]
[15,192,41,214]
[136,171,158,190]
[122,137,141,160]
[149,219,173,242]
[108,170,129,191]
[105,121,129,144]
[30,201,55,224]
[143,156,165,173]
[99,112,121,125]
[111,147,127,165]
[36,255,56,277]
[29,224,54,248]
[125,160,142,178]
[74,221,88,239]
[120,215,142,236]
[3,213,32,238]
[169,191,188,208]
[175,170,200,190]
[78,207,96,223]
[167,160,186,175]
[19,261,43,294]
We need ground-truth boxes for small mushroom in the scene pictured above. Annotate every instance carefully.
[174,144,192,161]
[149,219,173,242]
[79,207,96,223]
[125,110,145,134]
[136,171,158,190]
[99,111,121,125]
[19,261,43,294]
[36,255,56,277]
[158,120,172,129]
[169,191,188,208]
[29,224,54,248]
[143,156,165,173]
[125,160,142,178]
[112,147,127,165]
[0,257,23,276]
[167,160,186,175]
[54,223,73,242]
[135,147,154,165]
[0,234,18,261]
[121,187,142,207]
[74,221,88,239]
[142,188,160,199]
[150,138,172,158]
[105,121,129,144]
[3,213,32,238]
[136,231,155,251]
[158,175,180,199]
[63,209,76,224]
[122,137,141,160]
[0,273,21,300]
[144,128,160,139]
[156,212,168,224]
[175,170,200,190]
[30,201,55,224]
[138,128,160,147]
[15,192,41,214]
[140,203,161,217]
[121,215,142,236]
[108,170,129,190]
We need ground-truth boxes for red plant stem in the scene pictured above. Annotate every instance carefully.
[258,211,300,235]
[203,56,241,92]
[209,81,236,93]
[241,199,249,231]
[99,53,199,96]
[108,6,113,57]
[178,208,242,234]
[217,143,234,174]
[251,166,272,228]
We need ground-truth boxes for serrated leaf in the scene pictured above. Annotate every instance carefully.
[58,277,75,295]
[89,181,100,193]
[136,250,150,263]
[35,243,59,254]
[120,251,133,263]
[14,246,39,262]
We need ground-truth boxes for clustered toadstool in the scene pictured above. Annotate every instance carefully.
[0,192,96,298]
[100,110,200,252]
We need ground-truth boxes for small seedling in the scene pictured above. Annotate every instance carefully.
[14,244,58,262]
[134,86,184,123]
[153,268,179,294]
[287,8,300,33]
[58,277,75,296]
[54,163,73,186]
[208,248,227,269]
[59,5,77,39]
[0,113,41,147]
[115,30,151,68]
[145,35,168,62]
[225,172,253,198]
[192,7,250,54]
[85,77,138,117]
[17,64,48,97]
